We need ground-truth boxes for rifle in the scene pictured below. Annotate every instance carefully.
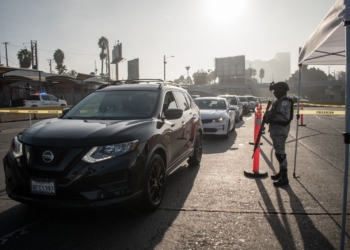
[252,101,272,158]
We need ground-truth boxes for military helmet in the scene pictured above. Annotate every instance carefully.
[269,82,289,91]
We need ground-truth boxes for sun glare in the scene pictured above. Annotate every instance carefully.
[203,0,246,24]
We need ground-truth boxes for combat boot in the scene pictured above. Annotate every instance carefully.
[273,170,289,186]
[271,169,281,180]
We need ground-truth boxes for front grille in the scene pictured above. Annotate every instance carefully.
[201,119,213,124]
[31,147,69,167]
[204,128,217,132]
[14,186,87,201]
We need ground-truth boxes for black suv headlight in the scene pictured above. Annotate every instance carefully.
[10,136,23,158]
[82,140,139,163]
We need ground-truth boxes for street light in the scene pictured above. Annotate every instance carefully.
[164,55,175,81]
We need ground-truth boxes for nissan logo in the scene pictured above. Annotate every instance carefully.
[42,150,54,163]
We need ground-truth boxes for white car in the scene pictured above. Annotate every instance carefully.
[245,95,259,112]
[194,97,236,138]
[218,94,243,122]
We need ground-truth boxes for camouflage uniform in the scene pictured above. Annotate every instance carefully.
[266,95,293,182]
[264,94,293,186]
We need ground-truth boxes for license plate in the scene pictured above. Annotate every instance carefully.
[31,179,56,196]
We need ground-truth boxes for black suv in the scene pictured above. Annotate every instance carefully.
[3,79,203,211]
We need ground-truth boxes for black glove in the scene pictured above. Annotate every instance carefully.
[264,113,272,124]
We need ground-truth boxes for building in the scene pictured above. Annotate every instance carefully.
[246,52,291,83]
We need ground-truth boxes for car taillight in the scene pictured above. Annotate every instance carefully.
[23,100,26,106]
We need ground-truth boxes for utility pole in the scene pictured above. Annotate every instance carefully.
[164,55,166,81]
[164,55,174,81]
[47,59,53,73]
[3,42,9,67]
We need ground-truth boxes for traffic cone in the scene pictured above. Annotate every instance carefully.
[299,102,306,126]
[244,112,268,177]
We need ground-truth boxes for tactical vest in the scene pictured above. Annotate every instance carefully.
[270,96,294,126]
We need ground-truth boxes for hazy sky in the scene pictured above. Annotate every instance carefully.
[0,0,344,81]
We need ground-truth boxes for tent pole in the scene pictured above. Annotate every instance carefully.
[293,48,302,178]
[340,22,350,250]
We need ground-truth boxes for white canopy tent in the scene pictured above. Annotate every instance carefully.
[296,0,350,248]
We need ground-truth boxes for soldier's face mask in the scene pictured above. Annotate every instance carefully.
[273,90,286,99]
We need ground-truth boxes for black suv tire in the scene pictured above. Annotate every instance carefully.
[188,131,202,166]
[140,154,166,212]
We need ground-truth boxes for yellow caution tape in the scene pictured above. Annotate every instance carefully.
[0,110,62,114]
[304,103,345,108]
[259,110,345,115]
[294,110,345,115]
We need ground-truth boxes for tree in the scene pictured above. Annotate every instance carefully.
[98,37,109,75]
[251,68,257,78]
[207,70,215,84]
[17,49,32,68]
[247,67,256,78]
[99,52,106,76]
[259,68,265,83]
[287,65,328,83]
[67,70,78,76]
[53,49,67,75]
[193,70,208,85]
[56,65,67,75]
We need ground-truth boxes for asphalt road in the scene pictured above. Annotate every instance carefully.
[0,107,349,249]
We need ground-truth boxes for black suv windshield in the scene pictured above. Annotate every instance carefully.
[63,90,159,120]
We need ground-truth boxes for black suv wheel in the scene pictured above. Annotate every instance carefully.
[188,131,202,166]
[140,154,165,212]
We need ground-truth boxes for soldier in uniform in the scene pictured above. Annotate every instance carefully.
[264,82,294,186]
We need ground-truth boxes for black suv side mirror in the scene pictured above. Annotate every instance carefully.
[164,109,183,120]
[62,108,70,116]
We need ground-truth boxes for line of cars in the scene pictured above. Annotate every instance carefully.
[192,94,260,139]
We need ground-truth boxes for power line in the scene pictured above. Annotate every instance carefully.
[6,43,98,57]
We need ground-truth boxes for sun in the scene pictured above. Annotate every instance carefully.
[203,0,246,24]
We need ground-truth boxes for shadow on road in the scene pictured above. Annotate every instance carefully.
[255,179,335,250]
[0,164,200,249]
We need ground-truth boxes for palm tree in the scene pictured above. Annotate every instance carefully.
[55,65,67,75]
[17,49,32,68]
[259,68,265,83]
[98,37,109,75]
[53,49,67,75]
[67,69,78,76]
[99,52,106,76]
[53,49,65,65]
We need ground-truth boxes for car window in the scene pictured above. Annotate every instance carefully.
[48,95,57,101]
[41,95,50,101]
[63,90,159,119]
[173,91,189,111]
[183,92,192,109]
[163,91,177,113]
[195,99,226,110]
[28,95,40,100]
[229,97,237,105]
